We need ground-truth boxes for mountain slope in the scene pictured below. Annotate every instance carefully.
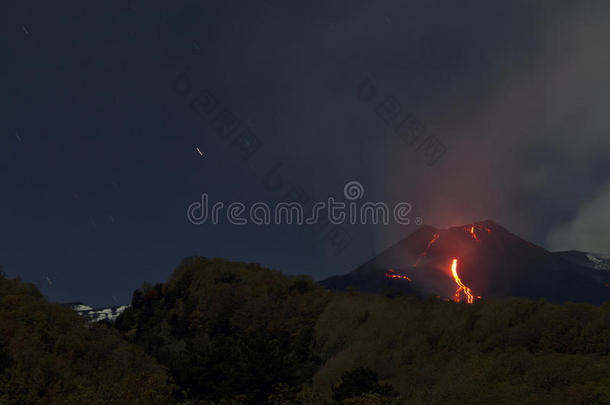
[114,257,330,404]
[321,220,610,304]
[111,257,610,404]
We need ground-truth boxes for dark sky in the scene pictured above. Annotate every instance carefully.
[2,0,609,307]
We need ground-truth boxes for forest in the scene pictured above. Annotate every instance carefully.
[1,259,609,404]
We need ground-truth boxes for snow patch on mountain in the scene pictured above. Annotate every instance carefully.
[62,302,129,323]
[586,254,610,271]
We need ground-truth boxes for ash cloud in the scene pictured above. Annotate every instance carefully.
[342,0,610,248]
[160,0,610,255]
[546,182,610,253]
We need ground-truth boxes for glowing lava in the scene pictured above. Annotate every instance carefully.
[469,226,479,241]
[464,223,492,242]
[451,259,474,304]
[394,226,483,303]
[385,268,411,281]
[414,232,440,266]
[464,224,491,242]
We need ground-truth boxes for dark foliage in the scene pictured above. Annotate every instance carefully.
[3,257,610,404]
[115,258,330,404]
[332,367,399,403]
[0,273,174,404]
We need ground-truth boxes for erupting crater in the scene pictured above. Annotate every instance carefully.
[464,223,491,242]
[412,225,485,303]
[320,219,610,305]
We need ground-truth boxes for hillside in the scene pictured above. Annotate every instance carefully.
[2,258,610,404]
[321,221,610,304]
[0,273,174,404]
[114,257,331,404]
[114,257,610,404]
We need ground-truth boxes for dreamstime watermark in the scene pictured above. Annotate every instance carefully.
[357,73,448,166]
[187,181,422,226]
[172,66,354,255]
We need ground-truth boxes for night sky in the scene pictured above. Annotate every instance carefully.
[2,0,610,307]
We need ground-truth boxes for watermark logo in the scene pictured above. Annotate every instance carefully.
[344,181,364,200]
[171,66,354,255]
[357,73,448,166]
[187,181,421,226]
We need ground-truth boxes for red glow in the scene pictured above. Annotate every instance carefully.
[464,223,492,242]
[451,259,474,304]
[470,226,479,241]
[464,225,480,242]
[396,227,485,302]
[385,268,411,281]
[415,232,440,266]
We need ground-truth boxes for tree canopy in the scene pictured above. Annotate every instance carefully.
[2,258,610,404]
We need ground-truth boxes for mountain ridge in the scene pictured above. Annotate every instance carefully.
[321,220,610,304]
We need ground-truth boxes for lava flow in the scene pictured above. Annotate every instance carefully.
[464,223,492,242]
[468,226,479,241]
[414,232,440,266]
[385,268,411,281]
[451,259,474,304]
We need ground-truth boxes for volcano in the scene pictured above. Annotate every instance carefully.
[320,220,610,304]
